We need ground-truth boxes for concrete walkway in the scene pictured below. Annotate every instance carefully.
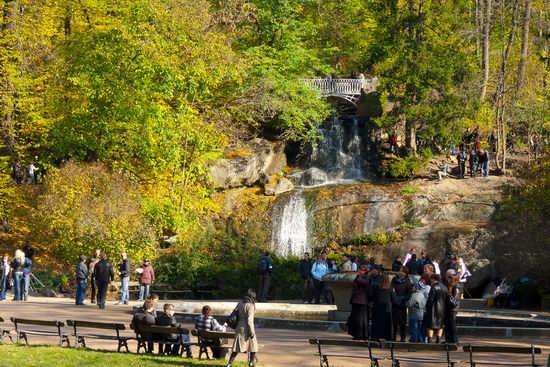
[0,297,549,366]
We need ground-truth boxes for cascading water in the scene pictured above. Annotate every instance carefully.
[270,190,309,256]
[300,116,366,186]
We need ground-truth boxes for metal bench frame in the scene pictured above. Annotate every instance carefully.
[67,320,133,352]
[385,341,459,367]
[308,337,384,367]
[463,344,543,367]
[0,317,13,344]
[130,323,192,355]
[10,317,70,347]
[191,329,234,359]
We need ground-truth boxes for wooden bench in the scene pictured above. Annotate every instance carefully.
[66,320,134,352]
[463,345,543,367]
[385,341,459,367]
[191,329,235,359]
[0,317,13,344]
[130,324,192,355]
[308,338,384,367]
[10,317,70,346]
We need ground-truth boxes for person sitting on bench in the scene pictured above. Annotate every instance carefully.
[132,299,157,353]
[195,305,228,359]
[157,303,192,358]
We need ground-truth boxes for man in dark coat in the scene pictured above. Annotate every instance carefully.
[157,303,192,357]
[391,266,412,341]
[87,249,101,304]
[257,251,273,302]
[298,252,313,304]
[347,265,370,340]
[93,253,114,309]
[132,299,157,353]
[116,252,131,305]
[425,274,447,343]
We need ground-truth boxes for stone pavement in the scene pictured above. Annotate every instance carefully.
[0,297,549,366]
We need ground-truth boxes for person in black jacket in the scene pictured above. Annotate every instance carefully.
[157,303,192,357]
[93,253,114,309]
[391,255,403,272]
[116,252,131,305]
[75,255,88,305]
[347,265,370,340]
[257,251,272,302]
[444,275,460,344]
[425,273,447,343]
[370,273,393,341]
[299,252,313,304]
[132,299,157,353]
[391,266,412,341]
[87,249,101,304]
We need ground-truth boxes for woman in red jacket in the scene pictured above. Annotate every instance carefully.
[138,259,155,301]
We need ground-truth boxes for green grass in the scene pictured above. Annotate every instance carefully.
[400,185,421,195]
[0,345,245,367]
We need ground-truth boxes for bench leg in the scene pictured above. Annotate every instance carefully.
[18,332,28,346]
[118,340,129,353]
[322,354,330,367]
[136,340,146,354]
[76,336,86,348]
[60,335,70,347]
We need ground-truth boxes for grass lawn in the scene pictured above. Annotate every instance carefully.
[0,345,245,367]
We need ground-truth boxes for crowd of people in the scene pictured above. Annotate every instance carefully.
[347,248,470,344]
[131,289,259,367]
[75,250,157,308]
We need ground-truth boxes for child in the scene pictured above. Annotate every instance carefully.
[406,282,427,342]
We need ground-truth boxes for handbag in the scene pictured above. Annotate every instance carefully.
[225,306,239,329]
[447,294,460,309]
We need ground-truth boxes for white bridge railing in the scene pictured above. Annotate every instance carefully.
[299,77,379,96]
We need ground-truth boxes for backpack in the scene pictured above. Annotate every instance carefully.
[258,257,269,275]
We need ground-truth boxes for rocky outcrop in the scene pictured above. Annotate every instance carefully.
[264,176,294,196]
[210,138,286,189]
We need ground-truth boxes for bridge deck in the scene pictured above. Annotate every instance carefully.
[299,78,378,105]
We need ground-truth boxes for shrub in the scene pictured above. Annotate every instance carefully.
[400,186,421,195]
[347,228,402,247]
[383,154,429,178]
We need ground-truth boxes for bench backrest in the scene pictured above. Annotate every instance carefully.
[308,338,381,348]
[464,344,542,366]
[11,318,64,328]
[386,341,458,352]
[192,329,235,340]
[66,320,126,331]
[463,345,542,354]
[130,324,189,336]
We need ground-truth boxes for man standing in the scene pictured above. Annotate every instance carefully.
[87,249,101,304]
[478,149,490,177]
[116,252,131,305]
[138,259,155,301]
[257,252,273,302]
[299,252,313,304]
[94,253,114,309]
[75,255,88,305]
[456,147,467,179]
[311,255,328,304]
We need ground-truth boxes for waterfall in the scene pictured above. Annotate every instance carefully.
[271,191,309,257]
[301,116,366,186]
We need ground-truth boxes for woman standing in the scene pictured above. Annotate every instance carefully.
[370,273,393,341]
[10,250,26,301]
[0,254,9,301]
[444,275,460,344]
[425,274,447,343]
[347,265,370,340]
[227,289,258,367]
[391,266,412,341]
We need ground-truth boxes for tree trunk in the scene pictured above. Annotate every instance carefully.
[475,0,482,57]
[1,0,17,152]
[516,0,532,93]
[494,0,520,173]
[480,0,492,101]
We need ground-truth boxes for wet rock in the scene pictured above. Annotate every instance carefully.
[210,138,286,189]
[301,167,328,186]
[465,262,496,296]
[264,177,295,196]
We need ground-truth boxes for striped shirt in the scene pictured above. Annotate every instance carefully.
[195,315,226,332]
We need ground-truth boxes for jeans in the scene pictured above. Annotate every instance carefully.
[139,284,150,300]
[312,278,325,304]
[13,272,24,300]
[302,277,314,303]
[409,319,423,343]
[120,276,129,303]
[0,276,6,300]
[458,162,466,178]
[75,279,87,305]
[23,273,30,301]
[482,161,489,176]
[258,274,270,302]
[97,281,109,308]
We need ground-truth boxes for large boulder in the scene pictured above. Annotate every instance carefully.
[465,261,496,296]
[210,139,286,189]
[264,176,295,196]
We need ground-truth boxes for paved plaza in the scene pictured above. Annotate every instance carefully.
[0,297,549,366]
